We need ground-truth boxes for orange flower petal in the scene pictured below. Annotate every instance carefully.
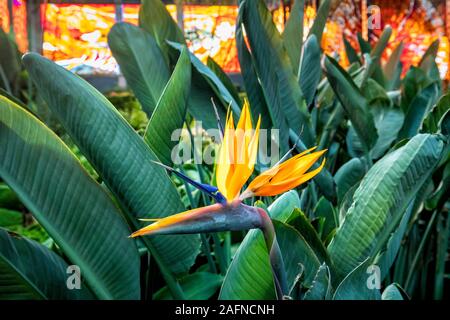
[241,148,326,199]
[253,159,326,197]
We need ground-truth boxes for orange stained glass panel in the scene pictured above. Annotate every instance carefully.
[13,0,28,52]
[1,0,10,33]
[41,3,117,74]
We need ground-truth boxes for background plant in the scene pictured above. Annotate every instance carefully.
[0,0,448,300]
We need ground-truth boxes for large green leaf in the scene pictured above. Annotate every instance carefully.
[324,56,378,151]
[145,46,191,165]
[347,107,405,159]
[287,209,330,265]
[333,258,381,300]
[357,33,371,54]
[169,42,237,128]
[236,6,272,131]
[343,37,360,65]
[138,0,185,57]
[370,107,405,159]
[369,26,392,87]
[282,0,304,75]
[399,83,440,139]
[400,67,433,113]
[241,0,314,150]
[108,22,170,116]
[424,93,450,133]
[303,263,332,300]
[383,41,404,90]
[307,0,331,44]
[206,57,242,108]
[219,191,321,299]
[0,29,21,93]
[0,95,140,299]
[219,191,299,300]
[299,35,321,106]
[374,202,414,281]
[418,39,439,77]
[0,229,92,300]
[334,158,366,205]
[23,53,200,276]
[328,134,444,278]
[382,283,407,300]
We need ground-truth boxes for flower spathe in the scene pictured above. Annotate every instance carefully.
[130,101,326,238]
[216,101,261,201]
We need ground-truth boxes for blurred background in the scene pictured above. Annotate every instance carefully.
[1,0,449,91]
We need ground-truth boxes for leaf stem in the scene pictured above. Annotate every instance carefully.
[258,208,288,299]
[404,210,438,293]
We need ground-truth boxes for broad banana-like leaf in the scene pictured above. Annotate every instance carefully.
[400,83,440,139]
[375,202,414,281]
[419,40,439,77]
[313,197,337,241]
[400,66,429,112]
[287,209,330,265]
[357,33,371,54]
[307,0,331,44]
[206,57,242,107]
[0,229,93,300]
[424,93,450,133]
[343,37,360,65]
[0,95,140,299]
[169,42,237,128]
[219,191,321,299]
[0,29,21,93]
[299,35,321,106]
[303,263,332,300]
[154,272,222,300]
[236,6,273,131]
[383,41,404,90]
[333,258,381,300]
[282,0,305,75]
[324,56,378,151]
[108,22,170,116]
[370,26,392,86]
[370,107,405,158]
[347,107,405,159]
[328,134,444,278]
[241,0,315,150]
[138,0,185,56]
[145,46,191,165]
[23,54,200,275]
[382,283,408,300]
[334,158,366,205]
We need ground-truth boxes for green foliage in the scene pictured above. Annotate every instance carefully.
[0,0,448,301]
[0,95,141,299]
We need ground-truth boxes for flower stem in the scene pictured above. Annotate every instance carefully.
[258,208,288,300]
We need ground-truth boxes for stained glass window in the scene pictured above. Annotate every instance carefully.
[12,0,28,52]
[41,3,117,74]
[0,0,10,33]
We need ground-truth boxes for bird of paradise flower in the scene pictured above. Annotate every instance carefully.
[131,101,326,299]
